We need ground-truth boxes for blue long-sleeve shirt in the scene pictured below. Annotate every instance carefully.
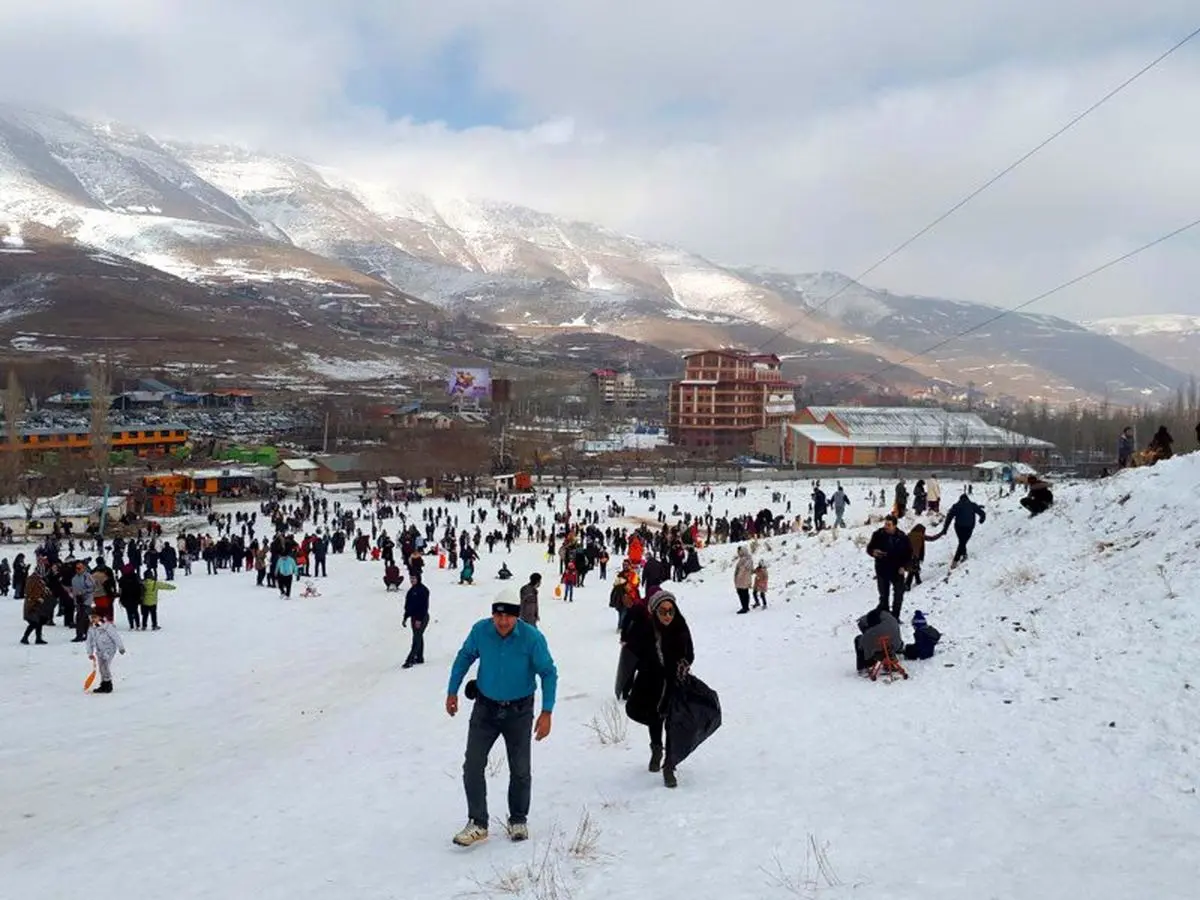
[448,619,558,712]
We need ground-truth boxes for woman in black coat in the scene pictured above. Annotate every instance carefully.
[12,553,27,600]
[620,588,694,788]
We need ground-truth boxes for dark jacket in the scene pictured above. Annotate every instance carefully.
[622,597,694,726]
[943,495,986,536]
[641,556,668,590]
[866,528,913,576]
[403,582,430,621]
[1149,428,1173,459]
[118,569,143,607]
[909,624,942,660]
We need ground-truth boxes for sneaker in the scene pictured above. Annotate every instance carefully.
[508,822,529,842]
[452,822,488,847]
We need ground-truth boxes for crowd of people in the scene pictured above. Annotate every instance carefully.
[7,456,1169,845]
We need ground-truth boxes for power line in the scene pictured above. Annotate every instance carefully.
[758,22,1200,351]
[843,215,1200,396]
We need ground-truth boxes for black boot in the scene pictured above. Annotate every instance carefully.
[649,744,663,773]
[94,680,113,694]
[662,766,677,788]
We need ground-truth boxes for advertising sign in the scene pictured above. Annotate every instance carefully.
[447,367,491,400]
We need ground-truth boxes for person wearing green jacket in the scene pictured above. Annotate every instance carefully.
[140,568,176,630]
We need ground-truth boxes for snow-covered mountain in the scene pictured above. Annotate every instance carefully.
[1086,315,1200,376]
[740,271,1192,401]
[0,103,1192,402]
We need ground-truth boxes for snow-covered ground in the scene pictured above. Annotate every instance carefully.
[2,461,1198,899]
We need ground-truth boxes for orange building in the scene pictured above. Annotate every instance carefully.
[3,424,190,457]
[667,350,796,450]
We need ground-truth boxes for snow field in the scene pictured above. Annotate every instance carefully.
[1,461,1198,899]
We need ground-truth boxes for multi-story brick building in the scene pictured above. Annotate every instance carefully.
[667,350,796,450]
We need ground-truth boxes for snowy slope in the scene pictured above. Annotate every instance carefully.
[2,458,1198,899]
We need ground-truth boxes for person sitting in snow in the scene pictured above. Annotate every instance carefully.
[903,610,942,661]
[1147,425,1174,462]
[497,562,513,581]
[855,607,902,673]
[383,563,404,591]
[1020,479,1054,517]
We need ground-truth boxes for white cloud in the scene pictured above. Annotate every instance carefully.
[0,1,1197,318]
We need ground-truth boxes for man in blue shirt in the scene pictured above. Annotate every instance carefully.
[446,594,558,847]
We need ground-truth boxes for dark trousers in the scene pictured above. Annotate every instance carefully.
[406,618,426,664]
[122,602,140,629]
[953,528,973,565]
[736,587,750,612]
[314,558,327,577]
[256,568,266,586]
[140,605,158,629]
[463,696,534,829]
[876,571,905,620]
[905,564,923,590]
[278,575,293,597]
[21,622,44,642]
[854,635,877,671]
[164,566,174,582]
[648,718,674,765]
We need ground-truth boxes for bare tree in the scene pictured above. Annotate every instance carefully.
[0,370,24,503]
[86,358,113,485]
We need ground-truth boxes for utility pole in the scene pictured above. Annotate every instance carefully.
[322,411,330,454]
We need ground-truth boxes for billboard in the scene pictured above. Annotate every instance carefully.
[447,367,491,400]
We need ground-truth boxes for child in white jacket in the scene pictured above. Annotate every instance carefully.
[86,611,126,694]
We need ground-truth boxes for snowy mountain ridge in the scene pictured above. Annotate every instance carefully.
[1087,314,1200,337]
[0,103,1192,401]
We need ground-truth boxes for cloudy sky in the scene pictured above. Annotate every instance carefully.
[1,1,1198,319]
